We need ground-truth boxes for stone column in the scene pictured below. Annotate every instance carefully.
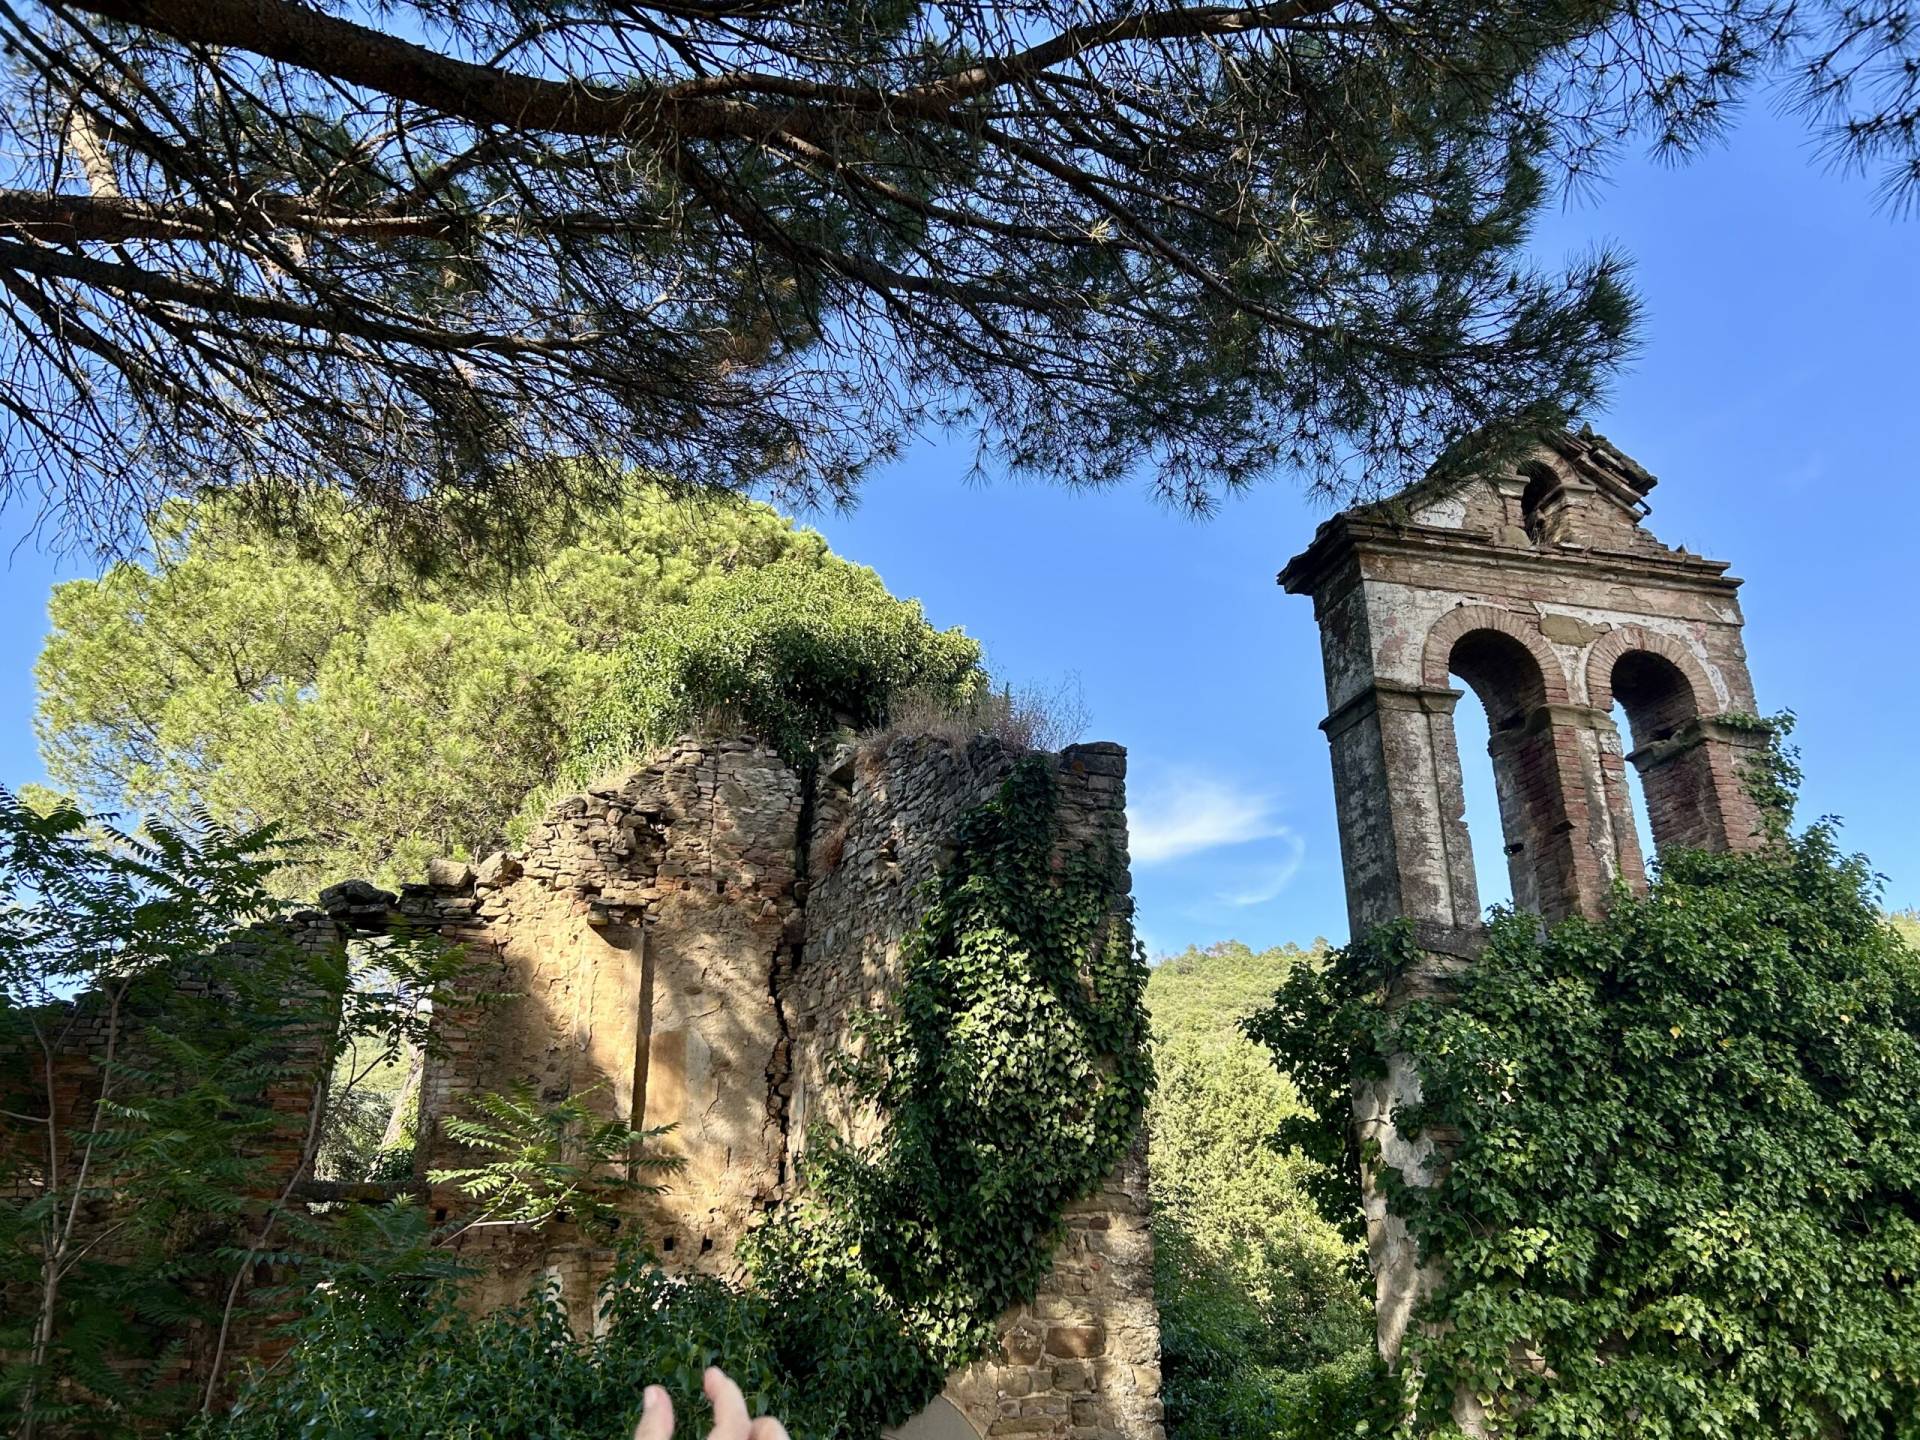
[1318,681,1484,1395]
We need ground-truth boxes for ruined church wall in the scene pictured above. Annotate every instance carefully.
[414,738,806,1305]
[12,729,1161,1435]
[392,731,1160,1440]
[795,736,1165,1440]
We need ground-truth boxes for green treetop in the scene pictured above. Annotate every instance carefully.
[1147,939,1328,1045]
[34,489,983,892]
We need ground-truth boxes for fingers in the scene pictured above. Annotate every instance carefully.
[634,1385,675,1440]
[747,1417,791,1440]
[704,1366,752,1440]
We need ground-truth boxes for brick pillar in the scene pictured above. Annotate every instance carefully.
[1322,681,1480,939]
[1629,716,1770,854]
[1491,702,1646,922]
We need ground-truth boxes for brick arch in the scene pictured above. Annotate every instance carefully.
[1516,449,1578,487]
[1583,625,1716,716]
[1421,604,1571,703]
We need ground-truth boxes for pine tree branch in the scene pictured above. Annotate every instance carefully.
[68,0,1348,143]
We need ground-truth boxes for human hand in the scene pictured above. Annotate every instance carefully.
[634,1366,791,1440]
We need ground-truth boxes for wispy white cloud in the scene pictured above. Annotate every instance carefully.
[1127,773,1284,866]
[1215,831,1307,906]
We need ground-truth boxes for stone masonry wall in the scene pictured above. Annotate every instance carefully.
[794,735,1164,1440]
[413,737,806,1308]
[375,731,1159,1440]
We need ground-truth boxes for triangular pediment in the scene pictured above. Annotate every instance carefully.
[1397,427,1664,551]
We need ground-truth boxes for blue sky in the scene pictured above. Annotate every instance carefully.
[1,101,1915,959]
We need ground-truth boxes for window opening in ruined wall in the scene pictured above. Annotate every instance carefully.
[1519,464,1560,545]
[313,934,426,1187]
[1448,629,1552,917]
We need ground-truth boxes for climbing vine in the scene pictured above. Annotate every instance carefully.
[1250,722,1920,1437]
[742,755,1153,1435]
[214,756,1152,1440]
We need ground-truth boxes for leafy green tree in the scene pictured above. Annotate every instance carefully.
[0,790,465,1436]
[1253,751,1920,1435]
[1144,942,1371,1440]
[35,490,982,891]
[429,1083,677,1242]
[567,557,986,784]
[1147,939,1329,1043]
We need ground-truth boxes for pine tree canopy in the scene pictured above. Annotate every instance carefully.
[2,2,1915,550]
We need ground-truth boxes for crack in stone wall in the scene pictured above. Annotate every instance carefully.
[359,731,1159,1440]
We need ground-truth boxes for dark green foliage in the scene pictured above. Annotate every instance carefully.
[570,556,984,773]
[742,757,1152,1433]
[1252,739,1920,1436]
[214,758,1152,1440]
[211,1244,791,1440]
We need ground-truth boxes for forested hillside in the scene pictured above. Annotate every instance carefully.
[1893,910,1920,950]
[1143,942,1372,1440]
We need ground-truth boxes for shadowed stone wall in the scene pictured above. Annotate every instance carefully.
[795,735,1163,1440]
[378,732,1159,1440]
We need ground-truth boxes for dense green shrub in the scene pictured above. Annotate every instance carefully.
[1253,750,1920,1436]
[211,1243,795,1440]
[567,555,983,776]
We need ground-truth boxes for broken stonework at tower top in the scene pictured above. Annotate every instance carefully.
[1279,426,1767,944]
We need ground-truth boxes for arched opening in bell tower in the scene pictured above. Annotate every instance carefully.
[1448,629,1552,917]
[1610,648,1711,854]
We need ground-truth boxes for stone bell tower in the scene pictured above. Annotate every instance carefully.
[1277,427,1768,1379]
[1280,426,1767,945]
